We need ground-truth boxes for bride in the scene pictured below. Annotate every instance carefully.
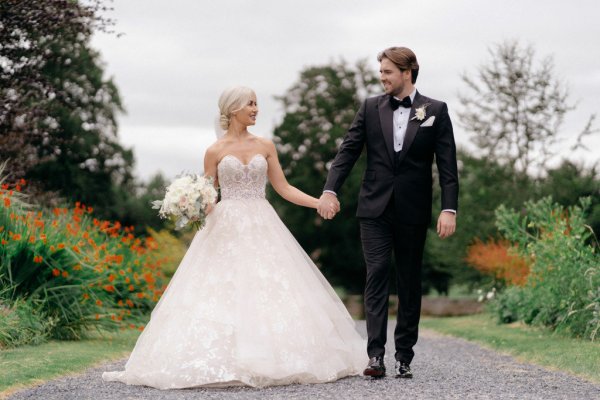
[102,86,366,389]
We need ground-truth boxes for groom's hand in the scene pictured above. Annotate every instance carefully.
[317,193,340,220]
[437,211,456,239]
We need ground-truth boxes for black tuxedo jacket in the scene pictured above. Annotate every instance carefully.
[324,91,458,224]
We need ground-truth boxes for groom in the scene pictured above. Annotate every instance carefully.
[318,47,458,379]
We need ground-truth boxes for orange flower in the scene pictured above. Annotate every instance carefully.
[83,293,90,300]
[96,299,103,306]
[118,300,124,306]
[62,271,69,278]
[3,197,10,207]
[128,284,134,291]
[87,206,93,213]
[1,184,8,190]
[73,264,82,271]
[119,269,125,276]
[12,233,21,241]
[108,274,116,282]
[52,268,60,277]
[40,233,47,241]
[33,255,43,263]
[29,236,35,243]
[136,292,145,299]
[125,277,131,283]
[58,243,65,249]
[138,326,144,331]
[126,299,134,307]
[104,285,115,292]
[466,239,530,286]
[143,272,155,285]
[72,245,80,254]
[34,220,44,229]
[96,314,101,320]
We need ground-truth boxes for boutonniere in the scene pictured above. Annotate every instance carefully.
[410,103,431,122]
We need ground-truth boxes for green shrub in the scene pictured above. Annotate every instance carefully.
[493,197,600,340]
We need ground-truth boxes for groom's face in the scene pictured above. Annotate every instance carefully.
[380,58,411,97]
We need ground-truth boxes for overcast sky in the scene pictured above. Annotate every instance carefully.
[91,0,600,181]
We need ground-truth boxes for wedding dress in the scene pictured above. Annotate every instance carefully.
[102,154,365,389]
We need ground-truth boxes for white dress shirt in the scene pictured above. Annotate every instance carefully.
[392,89,417,152]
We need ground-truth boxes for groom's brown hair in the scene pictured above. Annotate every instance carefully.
[377,47,419,84]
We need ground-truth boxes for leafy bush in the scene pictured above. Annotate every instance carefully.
[493,197,600,340]
[0,174,170,342]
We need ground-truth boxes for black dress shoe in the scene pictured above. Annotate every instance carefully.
[363,356,386,378]
[394,360,413,379]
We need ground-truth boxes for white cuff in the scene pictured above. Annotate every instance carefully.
[323,190,337,197]
[442,209,456,214]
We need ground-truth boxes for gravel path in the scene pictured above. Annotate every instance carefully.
[8,321,600,400]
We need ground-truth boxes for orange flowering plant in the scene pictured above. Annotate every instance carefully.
[1,175,171,340]
[465,239,530,287]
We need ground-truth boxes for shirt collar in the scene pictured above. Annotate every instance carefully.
[393,88,417,102]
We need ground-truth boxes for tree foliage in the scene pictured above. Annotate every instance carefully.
[1,0,115,174]
[0,1,155,228]
[458,40,596,175]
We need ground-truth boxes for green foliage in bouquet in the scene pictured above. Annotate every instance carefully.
[492,197,600,340]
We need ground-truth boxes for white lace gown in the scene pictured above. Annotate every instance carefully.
[102,154,366,389]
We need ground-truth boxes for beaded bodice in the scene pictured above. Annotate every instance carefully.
[217,154,267,200]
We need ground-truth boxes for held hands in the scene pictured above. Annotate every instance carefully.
[317,193,340,220]
[437,211,456,239]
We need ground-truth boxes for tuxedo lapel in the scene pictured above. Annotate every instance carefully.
[396,91,425,166]
[377,96,395,166]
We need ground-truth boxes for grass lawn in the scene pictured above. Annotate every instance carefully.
[0,329,141,398]
[421,313,600,384]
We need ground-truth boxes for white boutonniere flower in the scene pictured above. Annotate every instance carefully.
[410,103,431,122]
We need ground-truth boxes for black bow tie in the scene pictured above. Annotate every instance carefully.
[390,96,412,110]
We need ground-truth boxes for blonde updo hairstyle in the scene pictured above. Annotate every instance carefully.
[218,86,255,131]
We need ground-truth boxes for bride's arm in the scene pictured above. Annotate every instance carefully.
[265,140,319,209]
[203,145,220,213]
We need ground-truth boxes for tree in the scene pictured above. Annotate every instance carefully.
[458,40,596,175]
[538,160,600,235]
[1,0,114,176]
[0,1,141,225]
[270,59,379,293]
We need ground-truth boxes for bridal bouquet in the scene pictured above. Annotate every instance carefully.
[152,173,218,230]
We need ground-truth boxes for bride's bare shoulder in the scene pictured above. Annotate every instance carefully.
[205,140,226,161]
[254,136,275,150]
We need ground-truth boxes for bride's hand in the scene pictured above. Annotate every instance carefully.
[205,203,215,215]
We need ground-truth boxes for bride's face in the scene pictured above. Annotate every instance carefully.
[232,94,258,127]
